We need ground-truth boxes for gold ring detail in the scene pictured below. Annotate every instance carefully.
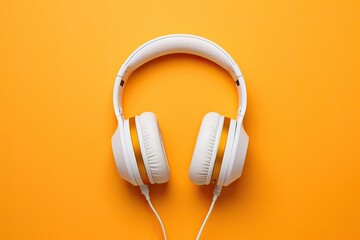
[211,117,230,184]
[129,117,149,185]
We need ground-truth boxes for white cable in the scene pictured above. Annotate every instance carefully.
[147,199,167,240]
[196,200,216,240]
[196,185,222,240]
[140,185,167,240]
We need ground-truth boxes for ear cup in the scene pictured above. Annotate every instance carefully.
[112,125,137,186]
[125,117,148,185]
[137,112,170,184]
[223,123,249,186]
[189,112,222,185]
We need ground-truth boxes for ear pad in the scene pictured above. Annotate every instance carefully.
[136,112,170,184]
[189,112,223,185]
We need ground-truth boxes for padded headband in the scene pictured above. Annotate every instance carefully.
[113,34,247,117]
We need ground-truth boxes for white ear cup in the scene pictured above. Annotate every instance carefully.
[224,122,249,186]
[123,119,145,186]
[189,112,223,185]
[215,118,237,186]
[112,125,137,186]
[137,112,170,184]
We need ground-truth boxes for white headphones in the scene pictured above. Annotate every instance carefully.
[112,34,249,240]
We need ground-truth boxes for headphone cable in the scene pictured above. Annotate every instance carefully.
[196,185,222,240]
[140,185,167,240]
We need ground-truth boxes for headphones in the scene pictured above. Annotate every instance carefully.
[112,34,249,240]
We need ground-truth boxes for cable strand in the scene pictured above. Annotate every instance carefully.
[140,185,167,240]
[147,199,167,240]
[196,185,222,240]
[196,199,217,240]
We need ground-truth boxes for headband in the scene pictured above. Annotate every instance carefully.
[113,34,247,117]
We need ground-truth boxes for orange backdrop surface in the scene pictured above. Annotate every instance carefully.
[1,0,360,239]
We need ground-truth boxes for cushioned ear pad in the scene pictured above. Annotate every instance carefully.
[189,112,222,185]
[137,112,170,184]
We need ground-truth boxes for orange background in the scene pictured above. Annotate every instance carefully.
[1,0,360,239]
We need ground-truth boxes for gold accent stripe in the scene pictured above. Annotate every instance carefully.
[211,117,231,184]
[129,117,149,185]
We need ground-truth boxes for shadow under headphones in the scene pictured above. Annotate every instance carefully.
[111,34,249,240]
